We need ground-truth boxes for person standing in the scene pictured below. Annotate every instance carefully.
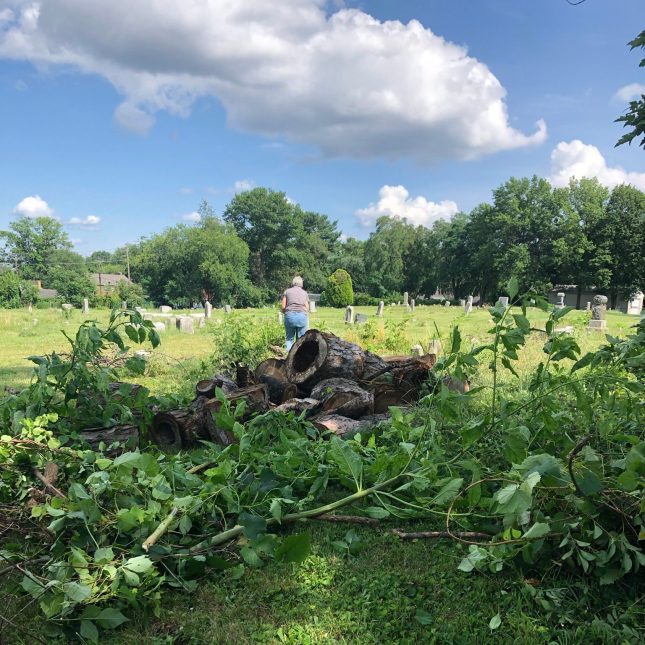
[282,276,309,351]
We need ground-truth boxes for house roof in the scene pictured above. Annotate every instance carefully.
[90,273,127,286]
[39,288,59,299]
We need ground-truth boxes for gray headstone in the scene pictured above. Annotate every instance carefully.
[556,292,565,309]
[121,301,127,310]
[459,299,465,307]
[176,316,195,334]
[224,304,232,314]
[134,349,150,361]
[345,306,354,324]
[464,296,473,314]
[168,316,177,328]
[204,302,212,318]
[61,303,73,312]
[309,300,316,313]
[406,304,411,313]
[498,296,509,308]
[428,340,442,355]
[410,298,415,312]
[411,343,423,357]
[403,292,409,306]
[376,301,384,316]
[626,292,644,315]
[355,313,368,324]
[82,298,89,314]
[153,322,166,332]
[588,295,608,330]
[444,301,450,307]
[199,317,206,328]
[160,305,173,314]
[586,301,591,311]
[135,307,146,314]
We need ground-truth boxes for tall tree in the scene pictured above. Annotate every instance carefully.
[615,30,645,150]
[45,249,96,306]
[0,217,71,281]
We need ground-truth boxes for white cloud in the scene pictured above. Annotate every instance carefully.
[0,0,546,162]
[356,185,458,228]
[181,211,201,222]
[549,140,645,190]
[613,83,645,102]
[233,179,256,193]
[13,194,54,218]
[179,186,193,195]
[68,215,101,228]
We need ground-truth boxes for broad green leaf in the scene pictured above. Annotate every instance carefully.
[523,522,550,539]
[112,451,143,469]
[506,276,519,300]
[94,547,114,564]
[365,506,390,519]
[275,533,311,563]
[94,608,129,629]
[489,613,502,630]
[270,499,282,523]
[80,620,99,643]
[124,555,153,574]
[63,581,93,602]
[432,478,464,505]
[238,512,267,539]
[415,608,433,625]
[241,547,264,568]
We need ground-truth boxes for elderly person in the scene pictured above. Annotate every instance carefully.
[281,276,309,351]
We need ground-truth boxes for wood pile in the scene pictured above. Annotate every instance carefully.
[80,329,439,452]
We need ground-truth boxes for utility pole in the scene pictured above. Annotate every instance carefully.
[126,247,131,284]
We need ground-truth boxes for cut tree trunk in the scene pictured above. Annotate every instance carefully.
[258,374,298,404]
[310,413,390,438]
[195,375,238,399]
[151,408,205,452]
[255,358,288,382]
[310,378,374,419]
[273,398,321,415]
[79,424,139,453]
[286,330,379,393]
[236,365,255,388]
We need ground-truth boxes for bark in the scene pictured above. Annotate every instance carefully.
[310,378,374,419]
[286,330,368,392]
[236,365,255,388]
[273,397,321,415]
[255,358,288,382]
[310,412,390,438]
[108,382,143,400]
[258,374,298,404]
[151,408,204,452]
[195,374,238,399]
[79,424,140,453]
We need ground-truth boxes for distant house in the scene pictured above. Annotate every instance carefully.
[32,280,58,299]
[90,273,128,295]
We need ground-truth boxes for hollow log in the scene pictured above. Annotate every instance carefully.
[195,374,238,399]
[108,381,144,400]
[258,374,298,404]
[79,424,139,453]
[310,412,390,438]
[273,397,321,415]
[370,383,417,413]
[151,408,205,452]
[255,358,288,382]
[236,365,255,388]
[286,330,373,392]
[310,378,374,419]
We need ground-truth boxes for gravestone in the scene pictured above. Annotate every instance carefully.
[28,303,32,313]
[588,295,607,330]
[153,322,166,332]
[410,298,415,312]
[586,301,591,311]
[135,307,147,314]
[204,301,212,319]
[464,296,473,314]
[459,299,465,307]
[355,313,368,324]
[82,298,89,314]
[626,292,644,315]
[444,301,450,307]
[168,316,177,329]
[498,296,509,308]
[406,304,412,313]
[278,311,283,324]
[199,317,206,328]
[160,305,173,314]
[376,301,384,316]
[176,316,195,334]
[309,300,317,313]
[403,292,409,306]
[121,301,127,310]
[224,304,232,314]
[555,292,565,309]
[345,306,354,324]
[62,303,73,312]
[134,350,150,362]
[411,344,423,357]
[428,339,442,355]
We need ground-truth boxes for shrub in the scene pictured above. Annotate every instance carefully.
[353,292,380,306]
[0,270,21,308]
[321,269,354,307]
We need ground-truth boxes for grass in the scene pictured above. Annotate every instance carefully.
[1,303,642,643]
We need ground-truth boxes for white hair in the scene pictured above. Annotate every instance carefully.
[291,276,304,287]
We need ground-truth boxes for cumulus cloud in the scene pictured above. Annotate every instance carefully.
[13,194,54,218]
[181,211,201,222]
[613,83,645,102]
[68,215,101,228]
[0,0,546,162]
[233,179,256,193]
[356,185,458,228]
[549,140,645,190]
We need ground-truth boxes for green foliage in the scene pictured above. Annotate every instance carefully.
[0,269,21,308]
[615,30,645,149]
[45,249,96,306]
[97,280,146,309]
[321,268,354,307]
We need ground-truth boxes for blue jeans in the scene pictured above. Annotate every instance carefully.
[284,311,308,351]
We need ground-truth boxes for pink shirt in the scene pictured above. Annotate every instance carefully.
[283,286,309,313]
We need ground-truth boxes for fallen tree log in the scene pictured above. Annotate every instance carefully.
[195,374,238,399]
[273,397,321,415]
[236,365,255,388]
[255,358,287,382]
[79,424,140,452]
[151,408,205,452]
[258,374,298,404]
[310,412,390,438]
[310,378,374,419]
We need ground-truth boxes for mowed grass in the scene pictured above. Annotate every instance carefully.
[0,303,637,393]
[1,304,643,644]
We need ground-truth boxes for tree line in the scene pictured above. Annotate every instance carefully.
[1,177,643,309]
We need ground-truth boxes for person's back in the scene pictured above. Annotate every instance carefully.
[284,285,308,313]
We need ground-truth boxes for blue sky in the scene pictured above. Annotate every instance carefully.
[0,0,643,254]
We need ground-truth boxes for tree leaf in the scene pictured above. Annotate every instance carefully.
[489,613,502,630]
[523,522,550,539]
[123,555,153,574]
[238,512,267,540]
[506,276,519,300]
[80,619,99,643]
[276,532,311,563]
[94,608,129,629]
[415,608,433,625]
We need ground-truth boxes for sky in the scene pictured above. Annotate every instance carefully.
[0,0,644,255]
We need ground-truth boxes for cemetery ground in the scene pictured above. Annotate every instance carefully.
[1,304,643,644]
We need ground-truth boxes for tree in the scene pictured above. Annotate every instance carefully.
[321,269,354,307]
[615,30,645,150]
[329,238,367,294]
[0,217,71,280]
[605,184,645,307]
[45,249,96,306]
[0,269,21,308]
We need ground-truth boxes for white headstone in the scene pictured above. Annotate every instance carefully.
[428,340,442,355]
[176,316,195,334]
[309,300,316,313]
[464,296,473,314]
[556,292,565,309]
[410,298,415,312]
[199,317,206,328]
[403,292,409,306]
[204,302,213,318]
[160,305,173,314]
[82,298,89,314]
[153,322,166,332]
[376,301,384,316]
[345,306,354,324]
[586,301,591,311]
[224,304,232,314]
[62,303,73,311]
[626,292,644,316]
[121,301,127,309]
[135,307,146,314]
[411,344,423,357]
[28,303,33,313]
[444,301,450,307]
[459,299,465,307]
